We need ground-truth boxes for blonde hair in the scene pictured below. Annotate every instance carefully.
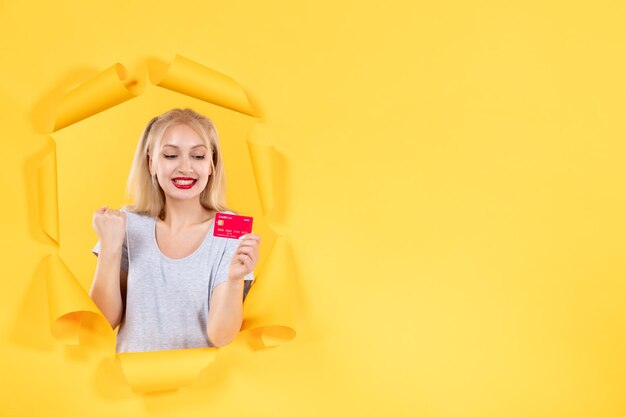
[124,108,231,219]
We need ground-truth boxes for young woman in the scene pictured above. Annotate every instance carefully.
[89,108,260,353]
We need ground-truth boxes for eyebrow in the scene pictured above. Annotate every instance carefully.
[162,144,207,149]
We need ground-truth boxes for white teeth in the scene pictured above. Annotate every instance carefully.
[173,179,195,185]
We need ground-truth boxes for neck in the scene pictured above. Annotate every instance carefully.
[161,197,213,231]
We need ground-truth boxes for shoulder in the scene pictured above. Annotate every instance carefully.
[121,207,153,220]
[120,208,155,233]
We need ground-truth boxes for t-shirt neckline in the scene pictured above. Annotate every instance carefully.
[152,216,215,263]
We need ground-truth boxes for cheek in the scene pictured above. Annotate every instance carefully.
[157,161,176,172]
[199,163,211,176]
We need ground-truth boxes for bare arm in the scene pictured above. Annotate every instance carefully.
[206,280,247,347]
[89,247,127,329]
[207,233,259,347]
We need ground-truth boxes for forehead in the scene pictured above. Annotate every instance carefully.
[159,123,208,149]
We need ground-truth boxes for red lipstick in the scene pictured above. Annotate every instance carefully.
[171,177,197,189]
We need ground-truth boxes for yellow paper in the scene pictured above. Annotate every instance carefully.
[247,141,277,218]
[118,348,219,393]
[54,63,141,131]
[45,254,113,347]
[4,3,626,415]
[148,55,256,117]
[241,236,296,347]
[37,149,59,243]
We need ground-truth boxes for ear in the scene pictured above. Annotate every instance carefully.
[147,154,153,175]
[209,152,216,176]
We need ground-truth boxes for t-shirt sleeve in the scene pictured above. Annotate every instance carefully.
[92,238,129,272]
[213,237,255,288]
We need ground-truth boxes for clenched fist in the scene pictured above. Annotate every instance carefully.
[92,205,126,252]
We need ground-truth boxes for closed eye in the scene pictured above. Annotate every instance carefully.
[163,155,205,159]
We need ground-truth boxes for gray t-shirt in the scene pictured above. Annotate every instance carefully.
[92,208,254,353]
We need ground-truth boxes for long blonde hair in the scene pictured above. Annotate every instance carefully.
[125,108,231,219]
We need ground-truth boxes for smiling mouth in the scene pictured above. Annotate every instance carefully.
[171,179,197,188]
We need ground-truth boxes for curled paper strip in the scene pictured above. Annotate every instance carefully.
[37,149,59,243]
[54,63,140,131]
[148,55,256,117]
[241,236,297,347]
[247,141,278,218]
[40,54,296,393]
[45,254,113,348]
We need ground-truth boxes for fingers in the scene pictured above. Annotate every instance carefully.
[236,245,257,256]
[236,240,259,255]
[235,245,258,264]
[94,206,124,217]
[237,240,260,249]
[238,233,260,242]
[237,234,261,248]
[236,253,254,269]
[236,235,260,266]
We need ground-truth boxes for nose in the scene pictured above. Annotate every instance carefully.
[178,154,193,173]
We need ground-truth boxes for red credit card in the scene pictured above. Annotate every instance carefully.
[213,212,253,239]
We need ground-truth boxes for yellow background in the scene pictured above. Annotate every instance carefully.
[2,1,626,416]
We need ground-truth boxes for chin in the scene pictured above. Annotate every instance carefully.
[171,192,201,199]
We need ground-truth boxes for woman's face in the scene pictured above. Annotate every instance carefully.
[148,123,212,202]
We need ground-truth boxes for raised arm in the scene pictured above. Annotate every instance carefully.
[89,206,127,329]
[90,248,127,329]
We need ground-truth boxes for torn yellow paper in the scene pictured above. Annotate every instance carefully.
[148,55,256,117]
[38,149,59,243]
[40,54,297,393]
[242,236,296,347]
[45,254,113,347]
[54,63,141,131]
[118,348,219,393]
[247,141,277,218]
